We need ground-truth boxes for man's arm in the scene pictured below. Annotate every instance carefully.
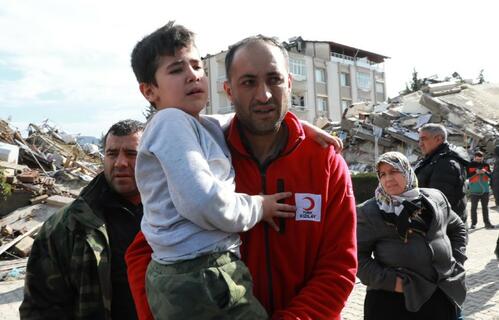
[301,120,343,152]
[429,158,465,208]
[125,231,154,320]
[442,191,467,265]
[273,151,357,320]
[19,222,73,319]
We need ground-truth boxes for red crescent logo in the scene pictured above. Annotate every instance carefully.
[303,196,315,211]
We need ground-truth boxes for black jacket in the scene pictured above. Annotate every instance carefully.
[414,143,470,220]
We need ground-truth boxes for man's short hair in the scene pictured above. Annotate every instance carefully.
[418,123,448,142]
[131,21,195,85]
[224,35,289,81]
[102,119,145,150]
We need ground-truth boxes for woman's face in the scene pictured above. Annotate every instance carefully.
[378,162,407,196]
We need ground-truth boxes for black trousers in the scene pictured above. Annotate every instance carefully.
[470,193,491,226]
[364,289,456,320]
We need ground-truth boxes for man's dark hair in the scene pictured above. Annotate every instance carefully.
[102,119,145,150]
[131,21,195,85]
[224,35,289,81]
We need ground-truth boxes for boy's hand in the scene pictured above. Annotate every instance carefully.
[301,120,343,153]
[259,192,296,232]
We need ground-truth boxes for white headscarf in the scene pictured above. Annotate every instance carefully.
[375,151,421,216]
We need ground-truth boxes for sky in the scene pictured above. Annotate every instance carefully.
[1,0,498,138]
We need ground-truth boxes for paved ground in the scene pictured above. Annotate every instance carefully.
[1,207,498,319]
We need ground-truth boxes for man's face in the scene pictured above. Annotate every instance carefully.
[418,130,443,156]
[139,44,208,117]
[103,132,142,199]
[224,41,292,135]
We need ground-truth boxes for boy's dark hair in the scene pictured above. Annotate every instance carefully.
[474,150,484,157]
[224,35,289,81]
[102,119,145,150]
[131,21,195,86]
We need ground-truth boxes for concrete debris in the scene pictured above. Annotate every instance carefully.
[0,119,99,263]
[334,82,499,171]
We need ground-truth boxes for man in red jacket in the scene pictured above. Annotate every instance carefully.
[126,35,357,320]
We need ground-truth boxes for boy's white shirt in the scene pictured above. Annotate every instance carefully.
[137,108,263,264]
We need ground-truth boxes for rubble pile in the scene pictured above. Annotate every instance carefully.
[0,119,102,275]
[338,82,499,172]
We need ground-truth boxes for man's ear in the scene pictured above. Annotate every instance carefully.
[223,81,234,103]
[139,83,157,104]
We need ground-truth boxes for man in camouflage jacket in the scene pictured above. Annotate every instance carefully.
[20,120,144,320]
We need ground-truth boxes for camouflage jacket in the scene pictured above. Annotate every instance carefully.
[20,174,121,320]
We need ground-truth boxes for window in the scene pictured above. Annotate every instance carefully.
[376,82,384,94]
[316,97,328,112]
[315,68,326,83]
[292,93,306,107]
[290,58,306,79]
[340,72,351,86]
[356,72,371,91]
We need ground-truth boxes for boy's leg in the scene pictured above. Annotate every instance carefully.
[145,253,267,320]
[217,256,268,319]
[145,258,226,320]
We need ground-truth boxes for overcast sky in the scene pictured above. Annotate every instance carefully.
[1,0,498,137]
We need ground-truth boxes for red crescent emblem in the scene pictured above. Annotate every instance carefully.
[303,196,315,211]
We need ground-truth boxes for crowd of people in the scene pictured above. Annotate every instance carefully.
[18,21,498,320]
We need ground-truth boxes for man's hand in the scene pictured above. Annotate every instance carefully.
[258,192,296,232]
[394,277,404,293]
[301,120,343,153]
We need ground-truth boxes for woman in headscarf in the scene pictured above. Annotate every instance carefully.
[357,151,467,320]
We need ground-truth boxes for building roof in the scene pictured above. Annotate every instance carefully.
[293,37,389,63]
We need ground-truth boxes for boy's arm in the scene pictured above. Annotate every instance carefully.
[301,120,343,152]
[201,113,234,131]
[202,114,343,152]
[273,152,357,320]
[141,109,263,233]
[125,231,154,320]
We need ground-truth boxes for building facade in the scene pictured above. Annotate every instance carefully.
[203,37,388,126]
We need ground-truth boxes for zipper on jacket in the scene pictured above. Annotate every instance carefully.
[260,169,275,313]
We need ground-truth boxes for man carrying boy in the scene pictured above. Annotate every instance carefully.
[126,24,357,320]
[132,22,297,319]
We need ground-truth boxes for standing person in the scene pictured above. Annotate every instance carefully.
[357,151,467,320]
[20,120,145,320]
[415,124,470,224]
[467,150,495,229]
[126,34,357,320]
[132,22,299,320]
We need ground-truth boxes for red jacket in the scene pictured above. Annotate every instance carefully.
[125,112,357,320]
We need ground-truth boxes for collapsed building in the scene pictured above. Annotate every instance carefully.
[338,81,499,172]
[0,120,102,277]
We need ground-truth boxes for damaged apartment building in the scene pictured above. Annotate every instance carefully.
[341,81,499,172]
[202,36,389,126]
[201,37,499,173]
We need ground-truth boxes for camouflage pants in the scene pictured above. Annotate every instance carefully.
[146,251,268,320]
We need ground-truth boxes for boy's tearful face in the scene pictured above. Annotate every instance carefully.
[140,44,208,118]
